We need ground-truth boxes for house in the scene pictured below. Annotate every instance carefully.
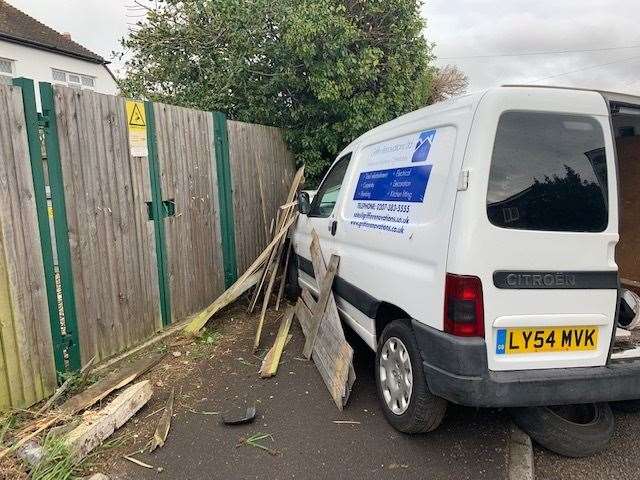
[0,0,118,104]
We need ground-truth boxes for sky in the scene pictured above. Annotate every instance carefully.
[7,0,640,95]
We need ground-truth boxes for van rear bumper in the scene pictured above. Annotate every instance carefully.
[413,320,640,407]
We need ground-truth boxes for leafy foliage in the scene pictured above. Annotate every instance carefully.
[119,0,438,181]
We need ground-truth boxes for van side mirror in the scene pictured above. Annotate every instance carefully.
[297,191,311,215]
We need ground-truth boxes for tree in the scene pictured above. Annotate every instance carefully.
[427,65,468,104]
[119,0,439,181]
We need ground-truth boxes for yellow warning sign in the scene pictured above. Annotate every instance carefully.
[126,99,148,156]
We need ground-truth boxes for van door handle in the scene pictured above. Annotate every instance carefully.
[329,220,337,236]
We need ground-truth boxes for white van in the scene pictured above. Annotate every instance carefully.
[291,85,640,434]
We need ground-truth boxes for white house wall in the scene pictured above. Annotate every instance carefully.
[0,40,118,109]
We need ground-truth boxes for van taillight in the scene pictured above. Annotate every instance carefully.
[444,273,484,337]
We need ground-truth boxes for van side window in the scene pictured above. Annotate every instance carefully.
[309,153,352,218]
[487,112,608,232]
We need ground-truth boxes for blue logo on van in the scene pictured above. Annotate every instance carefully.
[411,129,436,163]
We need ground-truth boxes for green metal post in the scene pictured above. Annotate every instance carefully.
[12,78,66,375]
[144,101,172,327]
[38,82,81,371]
[212,112,238,288]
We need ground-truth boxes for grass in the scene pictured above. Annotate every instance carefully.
[237,433,280,456]
[29,436,80,480]
[198,328,222,346]
[57,368,97,398]
[190,328,223,360]
[0,414,16,447]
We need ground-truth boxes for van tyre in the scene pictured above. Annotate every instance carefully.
[509,403,614,458]
[284,242,301,300]
[375,320,447,434]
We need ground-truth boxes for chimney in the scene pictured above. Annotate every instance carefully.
[62,32,71,40]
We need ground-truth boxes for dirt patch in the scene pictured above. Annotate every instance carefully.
[82,301,286,476]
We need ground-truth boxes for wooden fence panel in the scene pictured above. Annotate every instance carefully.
[153,103,225,322]
[53,86,160,364]
[227,121,296,273]
[0,83,56,409]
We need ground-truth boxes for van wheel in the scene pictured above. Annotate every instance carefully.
[375,320,447,434]
[509,403,614,457]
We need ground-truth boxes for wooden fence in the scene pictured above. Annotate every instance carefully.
[0,80,296,410]
[0,83,56,410]
[228,120,296,273]
[153,103,225,324]
[53,87,161,365]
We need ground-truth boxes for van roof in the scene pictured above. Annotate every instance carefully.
[340,85,640,155]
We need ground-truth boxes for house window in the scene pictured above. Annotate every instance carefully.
[0,57,14,83]
[51,68,95,90]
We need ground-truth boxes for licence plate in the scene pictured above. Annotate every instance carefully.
[495,326,598,354]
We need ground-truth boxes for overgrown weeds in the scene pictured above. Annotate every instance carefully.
[29,436,81,480]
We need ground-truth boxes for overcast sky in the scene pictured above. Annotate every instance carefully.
[8,0,640,95]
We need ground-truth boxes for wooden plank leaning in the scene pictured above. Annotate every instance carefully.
[302,254,340,359]
[295,231,355,410]
[183,214,297,335]
[248,166,304,313]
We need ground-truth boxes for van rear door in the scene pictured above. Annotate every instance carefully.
[450,88,619,372]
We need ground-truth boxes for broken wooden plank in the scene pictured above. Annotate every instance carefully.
[37,356,96,415]
[301,289,316,311]
[295,297,313,327]
[0,352,163,460]
[302,255,340,359]
[124,455,154,469]
[183,214,297,335]
[248,205,295,314]
[275,242,292,311]
[253,209,297,350]
[259,307,295,378]
[295,231,355,410]
[148,388,174,452]
[248,168,303,313]
[61,352,162,416]
[64,380,153,462]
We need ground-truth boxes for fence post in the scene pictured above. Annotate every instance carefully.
[212,112,238,288]
[144,101,172,327]
[12,78,66,376]
[38,81,82,371]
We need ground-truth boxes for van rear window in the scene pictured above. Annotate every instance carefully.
[487,111,608,232]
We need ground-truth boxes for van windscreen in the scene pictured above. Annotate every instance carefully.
[487,111,608,232]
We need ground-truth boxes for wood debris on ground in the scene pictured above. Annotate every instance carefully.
[259,307,295,378]
[64,380,153,462]
[123,454,154,469]
[148,388,175,452]
[0,352,164,461]
[37,356,96,415]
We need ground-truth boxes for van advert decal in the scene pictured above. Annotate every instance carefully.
[353,165,432,203]
[348,129,437,235]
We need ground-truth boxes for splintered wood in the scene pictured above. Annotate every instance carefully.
[259,307,294,378]
[183,166,304,336]
[64,381,153,462]
[296,231,355,410]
